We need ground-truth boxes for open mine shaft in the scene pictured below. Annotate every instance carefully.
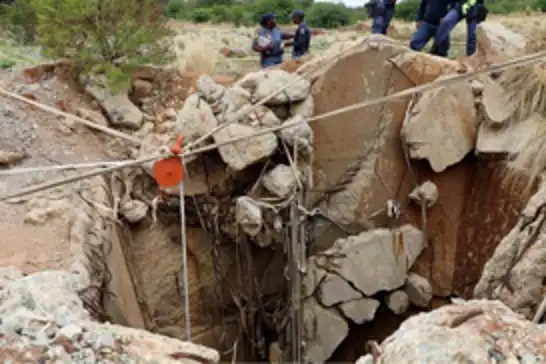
[1,23,546,363]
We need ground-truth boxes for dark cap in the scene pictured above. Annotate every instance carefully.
[260,12,275,26]
[291,10,305,19]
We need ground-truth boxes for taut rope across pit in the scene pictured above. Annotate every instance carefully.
[2,48,546,202]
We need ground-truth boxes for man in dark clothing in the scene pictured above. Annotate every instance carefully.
[368,0,397,35]
[409,0,457,57]
[291,10,311,59]
[252,13,294,68]
[432,0,487,57]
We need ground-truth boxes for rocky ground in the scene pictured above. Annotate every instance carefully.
[2,14,546,364]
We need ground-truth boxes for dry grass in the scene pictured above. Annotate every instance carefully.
[507,114,546,191]
[172,35,218,75]
[501,63,546,122]
[489,26,546,189]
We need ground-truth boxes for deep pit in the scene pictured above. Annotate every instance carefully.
[95,34,532,362]
[2,23,546,363]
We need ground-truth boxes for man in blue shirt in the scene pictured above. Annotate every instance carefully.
[252,13,294,68]
[431,0,487,57]
[291,10,311,59]
[409,0,457,57]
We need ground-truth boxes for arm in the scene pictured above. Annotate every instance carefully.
[282,32,294,40]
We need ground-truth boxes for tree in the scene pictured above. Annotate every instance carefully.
[307,2,350,28]
[253,0,297,24]
[393,0,420,21]
[30,0,174,90]
[0,0,37,44]
[296,0,314,8]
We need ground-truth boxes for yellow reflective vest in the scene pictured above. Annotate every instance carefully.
[462,0,477,15]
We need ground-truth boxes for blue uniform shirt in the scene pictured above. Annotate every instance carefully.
[253,27,285,68]
[292,23,311,59]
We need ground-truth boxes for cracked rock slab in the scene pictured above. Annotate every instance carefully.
[315,225,425,296]
[402,76,477,173]
[318,273,362,307]
[303,297,348,364]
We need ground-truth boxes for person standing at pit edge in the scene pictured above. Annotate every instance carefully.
[366,0,397,35]
[252,13,294,69]
[291,10,311,59]
[431,0,488,57]
[409,0,456,57]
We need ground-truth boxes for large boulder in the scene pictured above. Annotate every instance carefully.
[304,35,529,299]
[355,299,546,363]
[402,76,477,173]
[213,123,278,171]
[252,70,310,105]
[472,22,527,65]
[176,94,218,143]
[305,36,461,231]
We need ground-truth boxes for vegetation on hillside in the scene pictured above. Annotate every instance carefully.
[167,0,546,26]
[0,0,174,89]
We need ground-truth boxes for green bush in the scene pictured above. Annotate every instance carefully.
[210,4,231,23]
[31,0,174,90]
[190,7,213,22]
[393,0,420,21]
[296,0,314,8]
[229,5,250,27]
[307,2,350,28]
[349,6,369,23]
[0,59,17,69]
[0,0,37,44]
[167,0,185,18]
[253,0,297,24]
